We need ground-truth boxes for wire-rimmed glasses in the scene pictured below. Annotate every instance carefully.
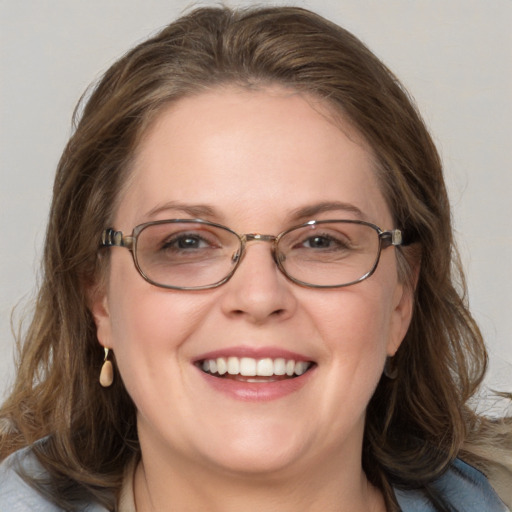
[100,219,403,290]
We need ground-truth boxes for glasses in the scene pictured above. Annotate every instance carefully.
[100,219,403,290]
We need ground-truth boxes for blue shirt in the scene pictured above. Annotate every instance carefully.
[394,458,509,511]
[0,446,508,511]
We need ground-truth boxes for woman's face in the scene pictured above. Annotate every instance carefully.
[92,87,413,478]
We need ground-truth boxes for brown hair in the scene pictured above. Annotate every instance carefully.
[1,6,510,511]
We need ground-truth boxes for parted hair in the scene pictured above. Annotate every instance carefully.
[1,6,510,511]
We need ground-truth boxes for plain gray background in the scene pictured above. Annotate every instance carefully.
[1,0,511,410]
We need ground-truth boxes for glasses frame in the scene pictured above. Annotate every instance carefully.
[100,218,403,290]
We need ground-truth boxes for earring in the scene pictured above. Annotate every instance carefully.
[99,347,114,387]
[384,356,398,380]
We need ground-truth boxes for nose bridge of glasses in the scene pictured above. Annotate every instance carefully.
[233,233,281,266]
[243,233,277,243]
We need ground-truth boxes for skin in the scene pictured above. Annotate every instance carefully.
[92,86,414,512]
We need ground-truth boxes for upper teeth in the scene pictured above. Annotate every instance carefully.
[201,357,311,377]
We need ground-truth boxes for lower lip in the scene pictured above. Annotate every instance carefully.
[196,367,315,402]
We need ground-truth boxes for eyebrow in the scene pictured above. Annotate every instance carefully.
[144,201,220,220]
[287,201,367,222]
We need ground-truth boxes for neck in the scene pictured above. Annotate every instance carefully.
[133,446,386,512]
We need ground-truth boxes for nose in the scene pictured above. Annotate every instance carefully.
[219,240,297,324]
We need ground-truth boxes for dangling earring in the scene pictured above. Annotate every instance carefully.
[99,347,114,387]
[384,356,398,380]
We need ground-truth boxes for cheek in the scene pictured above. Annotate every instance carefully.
[313,285,395,353]
[108,290,209,356]
[306,276,400,401]
[104,258,215,386]
[294,285,396,441]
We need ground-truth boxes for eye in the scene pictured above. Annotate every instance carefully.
[301,235,340,249]
[162,232,216,251]
[297,233,351,251]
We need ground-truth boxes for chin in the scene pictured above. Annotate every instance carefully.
[202,446,306,478]
[191,418,313,477]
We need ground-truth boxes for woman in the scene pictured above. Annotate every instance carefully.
[0,6,510,511]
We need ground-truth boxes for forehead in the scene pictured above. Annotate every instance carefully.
[115,86,392,230]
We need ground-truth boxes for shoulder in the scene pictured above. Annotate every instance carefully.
[0,445,108,512]
[394,458,510,511]
[0,446,63,511]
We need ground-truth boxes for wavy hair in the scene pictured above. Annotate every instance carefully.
[1,6,510,511]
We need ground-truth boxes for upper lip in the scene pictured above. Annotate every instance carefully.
[193,346,314,363]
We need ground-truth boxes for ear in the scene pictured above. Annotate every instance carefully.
[88,283,113,350]
[387,245,420,355]
[386,280,415,357]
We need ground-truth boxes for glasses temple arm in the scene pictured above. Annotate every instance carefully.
[380,229,403,248]
[101,228,134,249]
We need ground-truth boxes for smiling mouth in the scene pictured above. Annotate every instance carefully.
[198,356,314,382]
